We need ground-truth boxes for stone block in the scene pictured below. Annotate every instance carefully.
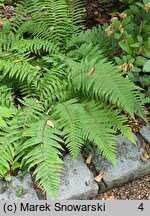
[92,135,150,189]
[139,125,150,143]
[47,154,99,200]
[0,174,38,200]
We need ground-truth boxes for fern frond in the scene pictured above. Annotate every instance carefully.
[0,129,16,178]
[52,98,131,164]
[67,42,103,61]
[66,27,113,58]
[66,0,84,35]
[69,57,145,120]
[0,0,146,199]
[11,38,59,55]
[0,60,39,85]
[15,82,37,98]
[22,116,64,199]
[52,99,84,160]
[15,0,83,44]
[15,20,36,37]
[0,106,17,129]
[90,101,135,143]
[0,85,14,107]
[0,98,44,178]
[81,100,117,164]
[38,78,70,107]
[37,63,70,106]
[0,32,16,52]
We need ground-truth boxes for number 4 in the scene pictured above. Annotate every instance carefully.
[138,203,144,211]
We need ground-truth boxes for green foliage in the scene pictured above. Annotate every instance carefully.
[14,0,83,44]
[0,106,16,129]
[22,116,64,198]
[0,0,146,199]
[104,0,150,105]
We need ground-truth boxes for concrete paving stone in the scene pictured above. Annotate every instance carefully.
[0,174,38,200]
[92,135,150,189]
[47,154,99,200]
[139,124,150,143]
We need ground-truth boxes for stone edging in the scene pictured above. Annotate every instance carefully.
[0,125,150,200]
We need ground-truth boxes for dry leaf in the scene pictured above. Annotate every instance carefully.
[13,59,22,63]
[95,18,107,25]
[94,11,99,17]
[118,63,128,72]
[105,25,112,36]
[46,105,54,115]
[1,53,12,57]
[86,154,93,165]
[36,65,41,70]
[87,66,96,77]
[36,99,41,104]
[119,12,127,20]
[144,110,149,115]
[34,181,45,192]
[120,28,124,35]
[129,63,134,71]
[143,151,150,159]
[95,172,105,182]
[106,195,115,200]
[141,142,149,151]
[145,3,150,13]
[47,119,55,129]
[111,17,118,24]
[137,47,143,55]
[118,24,123,31]
[140,155,148,163]
[121,39,128,44]
[0,19,4,27]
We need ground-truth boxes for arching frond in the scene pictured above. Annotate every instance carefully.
[22,116,64,199]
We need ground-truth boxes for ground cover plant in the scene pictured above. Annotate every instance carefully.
[103,0,150,104]
[0,0,148,199]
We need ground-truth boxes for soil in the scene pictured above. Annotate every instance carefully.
[83,0,128,28]
[93,175,150,200]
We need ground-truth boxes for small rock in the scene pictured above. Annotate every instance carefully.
[47,154,99,200]
[0,175,38,200]
[139,125,150,144]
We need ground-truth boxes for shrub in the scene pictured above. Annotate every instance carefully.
[104,0,150,104]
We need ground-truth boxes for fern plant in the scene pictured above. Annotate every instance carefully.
[14,0,84,44]
[0,0,146,199]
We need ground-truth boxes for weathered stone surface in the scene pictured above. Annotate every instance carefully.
[92,135,150,189]
[0,175,38,200]
[47,154,99,200]
[139,124,150,143]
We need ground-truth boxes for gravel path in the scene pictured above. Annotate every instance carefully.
[93,176,150,200]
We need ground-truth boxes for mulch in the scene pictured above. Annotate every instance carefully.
[93,175,150,200]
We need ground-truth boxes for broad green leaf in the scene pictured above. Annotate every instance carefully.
[130,42,141,48]
[114,33,121,40]
[144,49,150,58]
[119,42,132,54]
[130,5,140,14]
[114,57,122,65]
[143,60,150,72]
[135,56,147,66]
[137,35,143,44]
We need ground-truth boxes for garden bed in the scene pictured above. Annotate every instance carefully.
[0,0,150,200]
